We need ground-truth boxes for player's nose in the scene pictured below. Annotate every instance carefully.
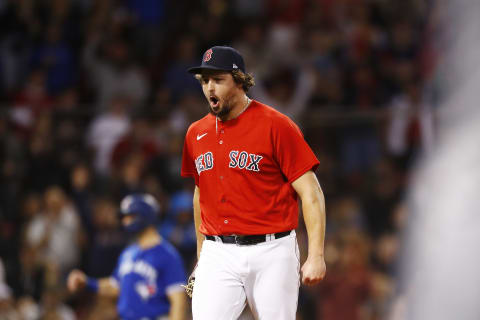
[207,79,215,93]
[207,81,215,92]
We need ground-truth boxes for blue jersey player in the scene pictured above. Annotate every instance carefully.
[67,194,187,320]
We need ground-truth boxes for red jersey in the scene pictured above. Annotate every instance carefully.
[181,100,319,235]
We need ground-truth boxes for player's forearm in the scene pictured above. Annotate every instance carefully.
[193,186,205,259]
[301,186,326,258]
[168,291,187,320]
[97,277,120,298]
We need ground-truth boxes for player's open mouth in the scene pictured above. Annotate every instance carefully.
[209,96,219,108]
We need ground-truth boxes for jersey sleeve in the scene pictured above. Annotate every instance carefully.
[272,116,319,183]
[181,126,199,185]
[163,248,187,295]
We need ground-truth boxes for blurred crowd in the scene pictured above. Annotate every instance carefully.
[0,0,441,319]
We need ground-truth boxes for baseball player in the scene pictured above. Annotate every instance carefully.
[181,46,327,319]
[67,194,187,320]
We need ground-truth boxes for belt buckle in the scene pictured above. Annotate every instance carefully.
[234,235,243,245]
[235,235,253,245]
[235,235,261,245]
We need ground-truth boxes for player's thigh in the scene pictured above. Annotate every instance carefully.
[192,240,247,320]
[246,235,300,320]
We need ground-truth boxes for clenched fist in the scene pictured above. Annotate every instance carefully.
[301,255,326,286]
[67,269,87,293]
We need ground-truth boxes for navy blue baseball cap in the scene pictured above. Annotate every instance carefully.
[120,193,160,233]
[188,46,246,74]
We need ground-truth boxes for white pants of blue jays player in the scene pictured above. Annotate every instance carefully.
[192,231,300,320]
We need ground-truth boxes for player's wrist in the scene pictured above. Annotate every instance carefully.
[307,242,325,258]
[307,251,325,260]
[86,277,99,292]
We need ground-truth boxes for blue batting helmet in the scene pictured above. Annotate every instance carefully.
[120,193,160,233]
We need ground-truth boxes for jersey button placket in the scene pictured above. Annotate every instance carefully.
[217,123,228,228]
[219,125,225,145]
[219,128,225,181]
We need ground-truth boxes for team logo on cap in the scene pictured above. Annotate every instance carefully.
[203,49,213,62]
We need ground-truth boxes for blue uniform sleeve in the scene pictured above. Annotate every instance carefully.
[163,245,187,294]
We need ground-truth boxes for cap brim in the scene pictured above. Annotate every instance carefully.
[187,65,233,74]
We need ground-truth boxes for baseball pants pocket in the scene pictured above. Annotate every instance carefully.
[244,234,300,320]
[192,240,248,320]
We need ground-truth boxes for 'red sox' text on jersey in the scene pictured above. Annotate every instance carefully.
[181,100,319,236]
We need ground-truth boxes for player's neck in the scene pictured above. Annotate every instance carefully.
[137,227,162,249]
[221,93,250,121]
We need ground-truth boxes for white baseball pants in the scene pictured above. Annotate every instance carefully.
[192,231,300,320]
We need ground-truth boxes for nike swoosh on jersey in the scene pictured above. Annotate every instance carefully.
[197,133,208,140]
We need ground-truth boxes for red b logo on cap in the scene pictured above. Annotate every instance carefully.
[203,49,213,62]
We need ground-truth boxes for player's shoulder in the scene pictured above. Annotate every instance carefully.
[119,243,140,260]
[251,100,300,129]
[151,239,183,261]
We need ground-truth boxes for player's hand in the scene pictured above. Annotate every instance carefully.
[67,269,87,293]
[301,255,326,286]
